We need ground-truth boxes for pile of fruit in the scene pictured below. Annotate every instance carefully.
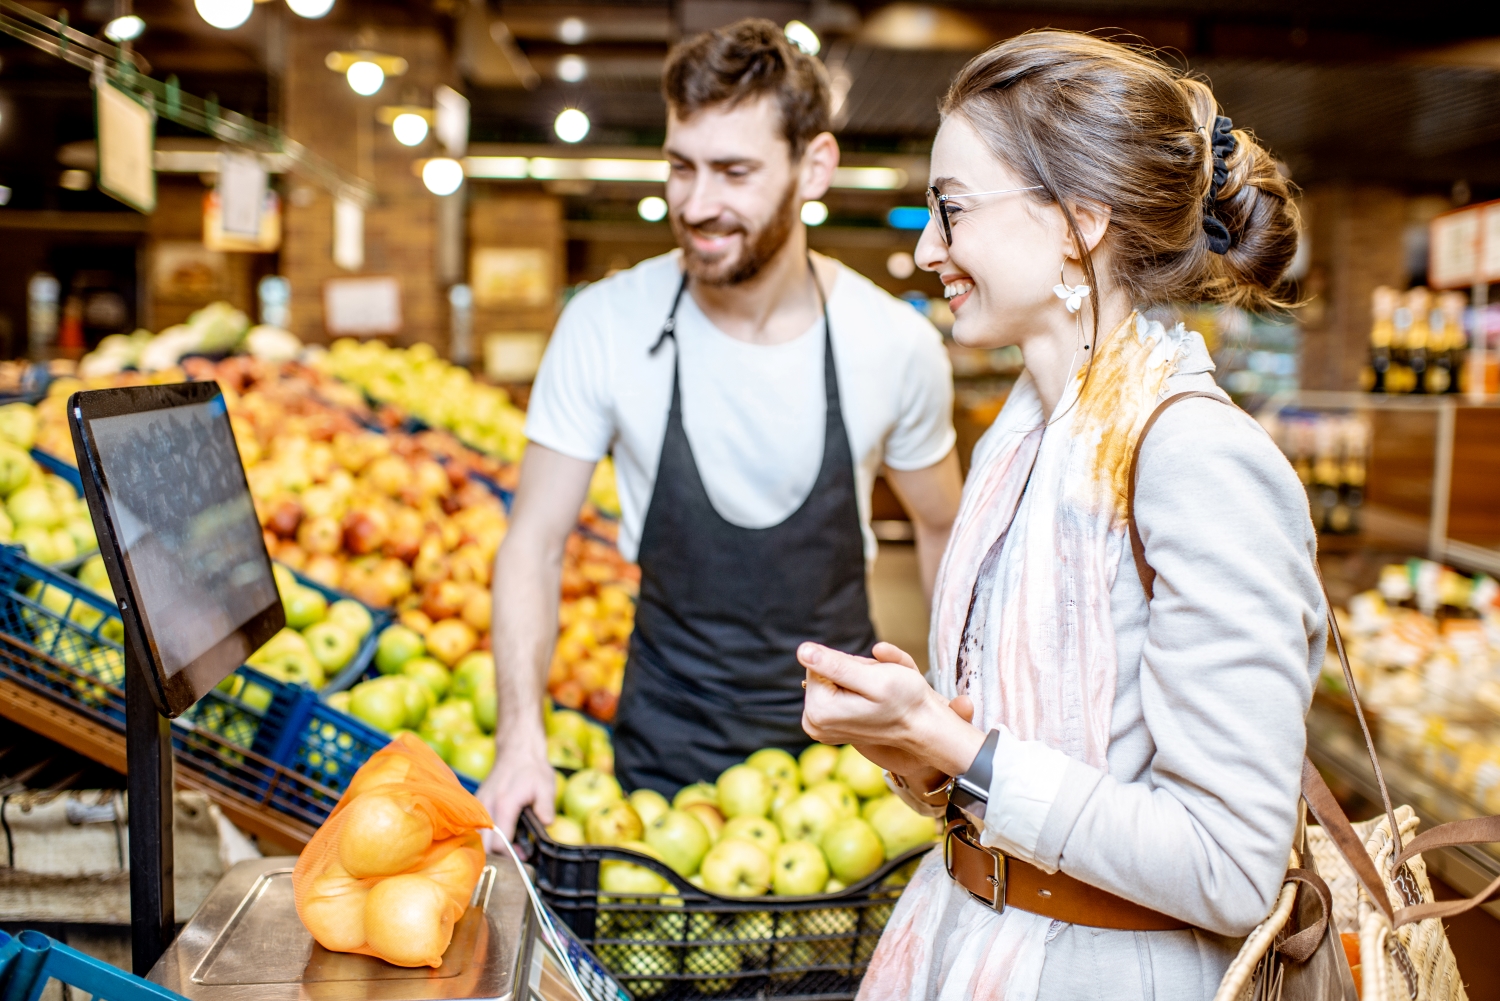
[78,301,303,377]
[295,734,492,968]
[331,625,499,783]
[316,340,529,466]
[0,403,97,564]
[244,565,377,689]
[550,533,637,722]
[547,742,938,897]
[22,554,125,704]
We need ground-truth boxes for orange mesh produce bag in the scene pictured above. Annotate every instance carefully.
[293,733,494,967]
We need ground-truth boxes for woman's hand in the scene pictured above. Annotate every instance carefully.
[799,640,986,780]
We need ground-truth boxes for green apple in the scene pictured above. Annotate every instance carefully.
[835,745,888,799]
[772,839,829,896]
[546,733,585,771]
[325,690,352,713]
[547,816,585,845]
[546,707,592,744]
[47,528,76,564]
[14,524,58,563]
[66,517,97,554]
[326,599,374,639]
[450,651,494,700]
[799,743,840,786]
[0,441,33,494]
[601,939,672,998]
[684,921,740,993]
[449,735,496,781]
[419,698,479,760]
[272,563,298,596]
[867,795,939,860]
[824,877,846,894]
[0,405,36,452]
[304,621,358,674]
[563,768,623,822]
[349,678,407,732]
[629,788,671,827]
[599,856,670,896]
[771,939,816,983]
[820,818,884,884]
[399,675,433,728]
[78,555,110,594]
[282,585,328,630]
[673,782,718,811]
[555,770,567,809]
[374,625,425,675]
[585,801,644,845]
[473,685,496,733]
[746,747,801,789]
[715,764,771,819]
[644,809,710,877]
[401,656,452,700]
[699,837,771,897]
[808,780,858,820]
[248,629,324,687]
[585,724,613,773]
[775,791,837,845]
[6,483,57,528]
[806,901,857,934]
[861,794,891,821]
[722,816,781,856]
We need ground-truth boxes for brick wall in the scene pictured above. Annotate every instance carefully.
[280,21,456,348]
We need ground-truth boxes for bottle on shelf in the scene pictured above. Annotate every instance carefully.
[1363,285,1397,393]
[1403,286,1431,394]
[1425,291,1464,394]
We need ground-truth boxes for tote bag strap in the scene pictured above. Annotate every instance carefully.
[1127,390,1500,928]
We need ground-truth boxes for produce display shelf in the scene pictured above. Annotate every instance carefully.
[274,563,393,696]
[517,809,931,1000]
[0,545,473,842]
[1306,701,1500,920]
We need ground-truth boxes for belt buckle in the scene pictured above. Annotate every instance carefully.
[944,822,1007,911]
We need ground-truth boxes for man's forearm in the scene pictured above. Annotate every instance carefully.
[912,518,949,606]
[492,535,565,735]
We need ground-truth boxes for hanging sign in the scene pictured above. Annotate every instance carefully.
[434,85,470,158]
[1429,199,1500,288]
[95,76,156,213]
[204,190,281,252]
[333,197,364,271]
[218,151,268,237]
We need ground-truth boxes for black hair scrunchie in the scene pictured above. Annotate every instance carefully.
[1203,115,1237,255]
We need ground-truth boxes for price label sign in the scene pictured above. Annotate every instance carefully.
[1430,199,1500,288]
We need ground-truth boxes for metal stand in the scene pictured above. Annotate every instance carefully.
[126,646,174,975]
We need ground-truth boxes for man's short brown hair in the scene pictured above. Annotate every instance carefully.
[662,18,831,159]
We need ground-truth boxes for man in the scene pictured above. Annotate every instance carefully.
[481,18,961,837]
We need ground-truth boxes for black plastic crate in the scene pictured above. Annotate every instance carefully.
[517,809,930,1000]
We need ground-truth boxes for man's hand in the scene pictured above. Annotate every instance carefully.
[479,728,555,849]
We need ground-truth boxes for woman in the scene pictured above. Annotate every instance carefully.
[798,31,1325,1000]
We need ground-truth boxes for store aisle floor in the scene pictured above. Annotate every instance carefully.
[869,541,930,673]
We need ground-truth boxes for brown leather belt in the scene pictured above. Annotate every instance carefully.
[944,821,1190,931]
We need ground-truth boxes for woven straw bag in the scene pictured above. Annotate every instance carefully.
[1129,392,1500,1001]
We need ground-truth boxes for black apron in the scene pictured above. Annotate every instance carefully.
[613,269,879,795]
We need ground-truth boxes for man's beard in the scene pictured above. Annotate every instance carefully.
[671,183,799,287]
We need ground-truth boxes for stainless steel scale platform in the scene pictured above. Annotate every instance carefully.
[147,856,539,1001]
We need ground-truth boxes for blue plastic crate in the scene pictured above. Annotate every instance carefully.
[29,447,81,492]
[0,929,188,1001]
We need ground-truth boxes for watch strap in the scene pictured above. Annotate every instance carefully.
[950,728,999,821]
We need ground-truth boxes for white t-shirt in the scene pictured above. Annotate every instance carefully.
[526,251,956,563]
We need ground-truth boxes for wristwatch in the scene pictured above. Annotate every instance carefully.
[947,728,1000,822]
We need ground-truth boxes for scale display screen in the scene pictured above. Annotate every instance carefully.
[69,382,284,717]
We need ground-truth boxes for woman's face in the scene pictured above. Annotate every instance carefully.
[915,115,1071,350]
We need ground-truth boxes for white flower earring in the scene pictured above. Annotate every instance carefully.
[1053,263,1091,314]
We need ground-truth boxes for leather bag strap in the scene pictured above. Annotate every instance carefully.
[1277,867,1333,963]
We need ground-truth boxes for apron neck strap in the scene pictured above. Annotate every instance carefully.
[649,254,828,357]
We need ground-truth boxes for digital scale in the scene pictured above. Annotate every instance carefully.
[67,383,622,1001]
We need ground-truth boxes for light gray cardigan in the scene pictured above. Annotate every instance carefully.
[915,371,1326,1000]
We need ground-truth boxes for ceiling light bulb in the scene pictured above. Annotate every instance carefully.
[346,60,384,96]
[800,200,828,226]
[195,0,252,30]
[392,113,429,146]
[784,20,820,55]
[554,108,590,143]
[558,16,586,44]
[637,196,667,222]
[104,14,145,40]
[286,0,334,17]
[422,157,464,196]
[557,54,587,83]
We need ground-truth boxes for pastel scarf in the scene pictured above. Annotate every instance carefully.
[859,313,1209,1001]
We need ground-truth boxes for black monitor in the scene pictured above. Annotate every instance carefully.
[68,381,284,718]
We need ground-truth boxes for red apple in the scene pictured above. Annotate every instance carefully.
[267,497,303,538]
[343,507,392,555]
[422,580,469,622]
[585,688,618,723]
[298,515,343,556]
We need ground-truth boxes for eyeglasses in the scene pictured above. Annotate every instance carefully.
[925,184,1045,245]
